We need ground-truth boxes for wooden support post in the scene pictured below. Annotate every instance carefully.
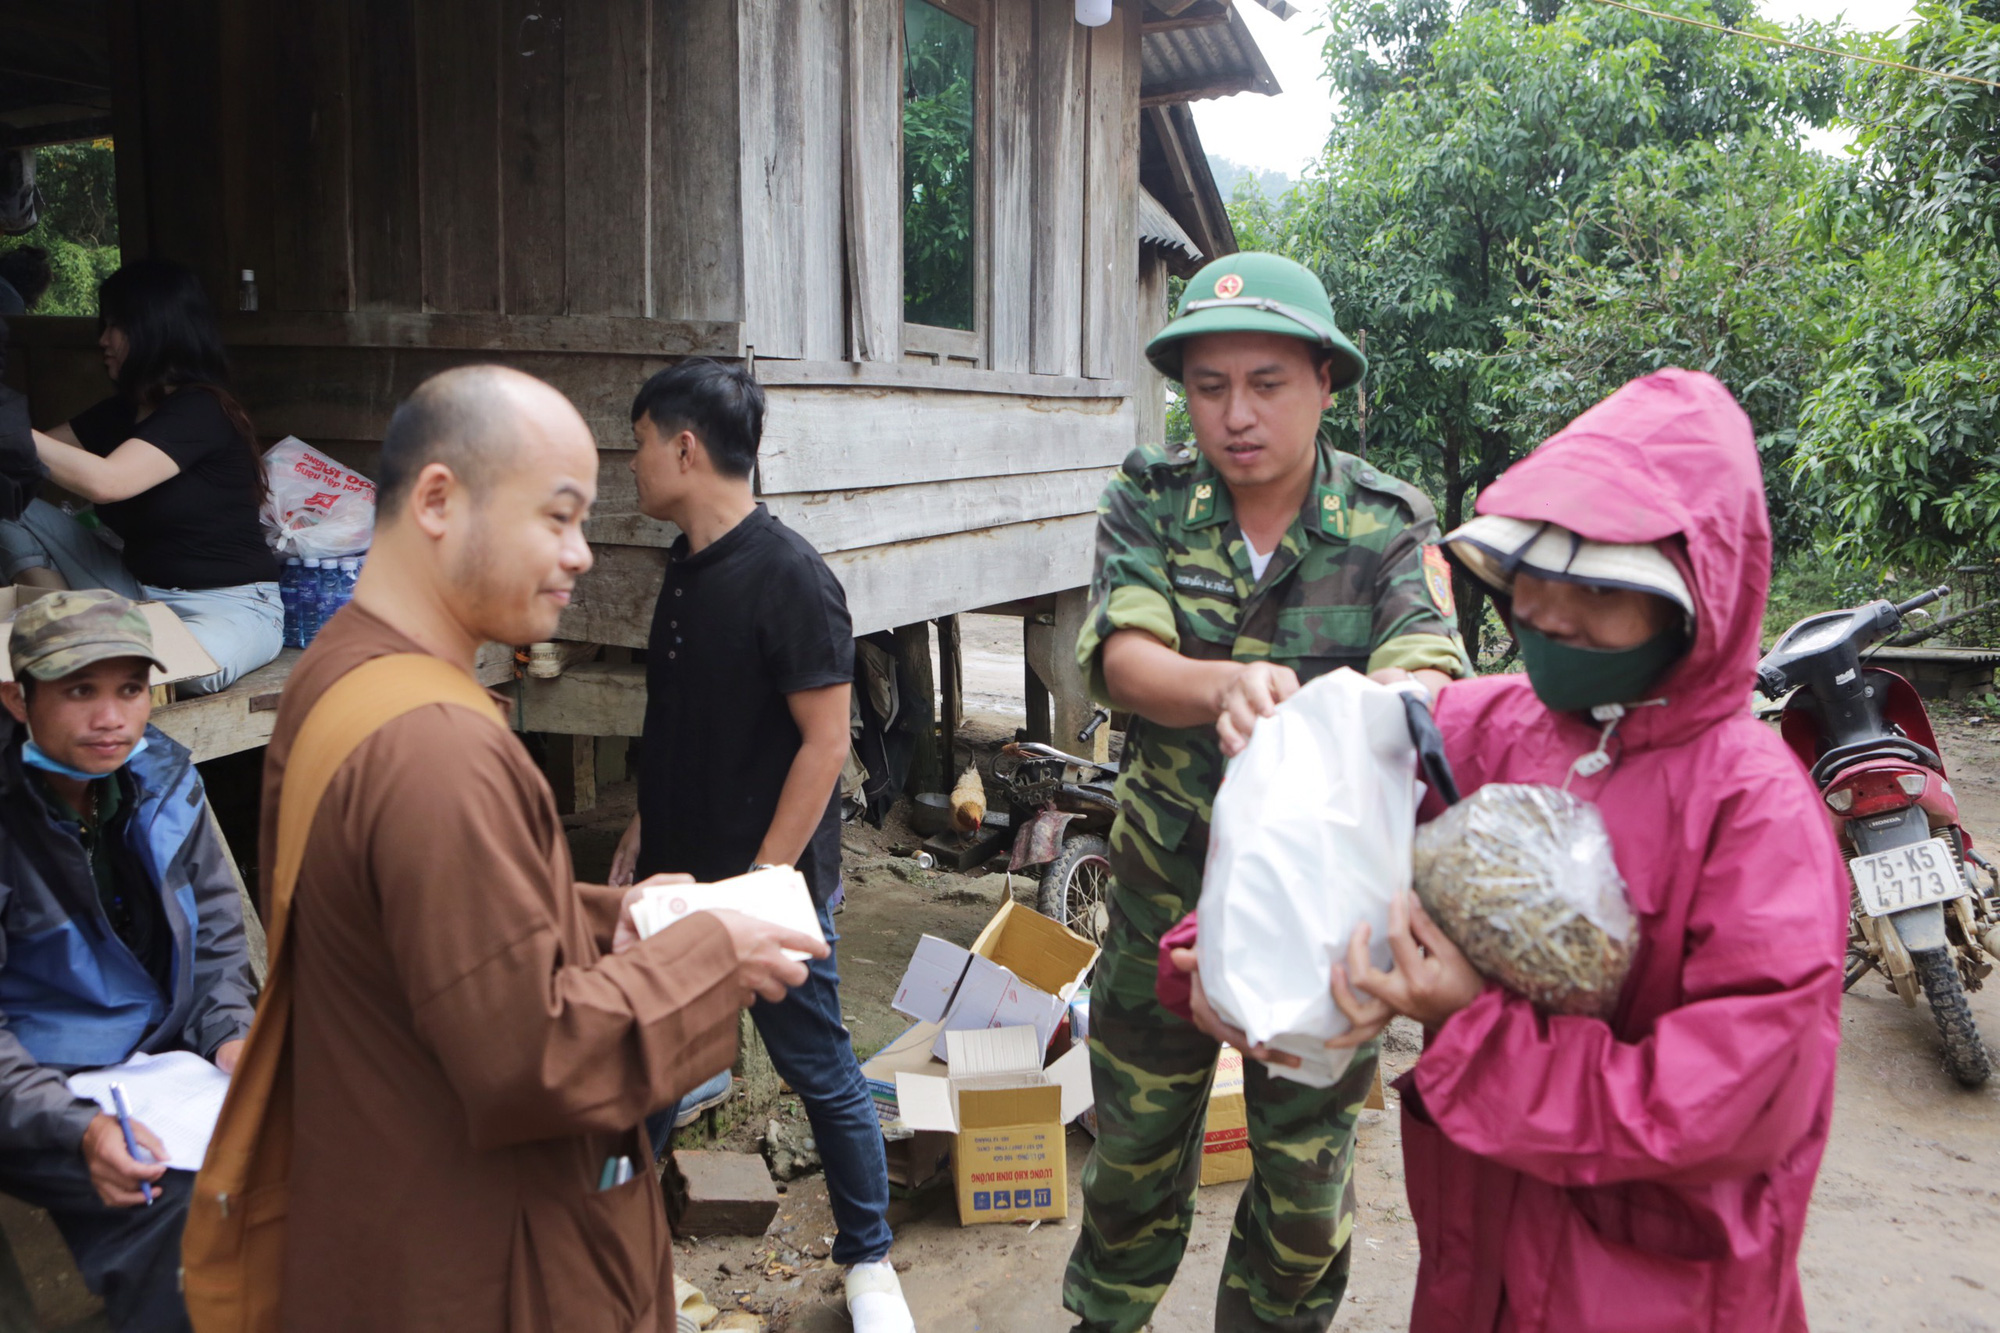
[893,622,944,797]
[937,614,963,765]
[545,735,598,815]
[208,809,268,985]
[1023,590,1107,760]
[0,1214,39,1332]
[1023,622,1053,745]
[595,735,629,789]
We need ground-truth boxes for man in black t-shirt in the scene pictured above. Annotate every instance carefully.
[609,360,914,1333]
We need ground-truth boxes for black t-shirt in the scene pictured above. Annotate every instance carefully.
[0,382,39,523]
[69,390,280,590]
[636,506,854,905]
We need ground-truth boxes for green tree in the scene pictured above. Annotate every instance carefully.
[902,1,977,331]
[1503,133,1848,553]
[1790,0,2000,567]
[0,141,120,317]
[1285,0,1839,647]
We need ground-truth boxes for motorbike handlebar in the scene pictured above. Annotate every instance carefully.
[1894,585,1950,619]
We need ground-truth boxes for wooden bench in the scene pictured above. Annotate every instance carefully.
[1863,646,2000,703]
[151,642,519,764]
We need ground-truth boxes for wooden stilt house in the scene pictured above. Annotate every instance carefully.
[2,0,1277,795]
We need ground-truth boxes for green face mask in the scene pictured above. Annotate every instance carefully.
[1515,621,1687,714]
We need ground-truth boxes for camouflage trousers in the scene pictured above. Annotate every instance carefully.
[1062,815,1378,1333]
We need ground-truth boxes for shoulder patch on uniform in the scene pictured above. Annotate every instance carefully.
[1422,544,1457,618]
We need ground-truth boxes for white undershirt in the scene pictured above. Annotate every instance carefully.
[1244,534,1275,583]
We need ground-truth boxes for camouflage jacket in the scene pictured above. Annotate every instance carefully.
[1077,441,1468,863]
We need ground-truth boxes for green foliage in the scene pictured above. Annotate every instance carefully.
[1278,0,1840,649]
[1789,1,2000,569]
[0,142,119,317]
[1762,550,1889,645]
[902,0,976,331]
[1504,134,1845,553]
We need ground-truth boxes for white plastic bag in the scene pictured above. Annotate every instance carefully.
[260,436,376,559]
[1197,668,1419,1086]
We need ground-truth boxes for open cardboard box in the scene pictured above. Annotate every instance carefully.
[891,900,1100,1062]
[893,1026,1094,1225]
[1071,986,1248,1187]
[859,1021,955,1190]
[0,585,218,690]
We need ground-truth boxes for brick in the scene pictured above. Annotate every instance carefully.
[664,1150,780,1239]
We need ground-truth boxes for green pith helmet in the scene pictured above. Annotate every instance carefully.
[1146,252,1366,389]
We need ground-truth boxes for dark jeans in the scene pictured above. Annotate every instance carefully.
[650,901,891,1265]
[0,1146,192,1332]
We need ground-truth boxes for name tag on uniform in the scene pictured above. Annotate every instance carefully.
[1173,571,1236,598]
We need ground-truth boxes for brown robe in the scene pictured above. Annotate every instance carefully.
[257,606,739,1332]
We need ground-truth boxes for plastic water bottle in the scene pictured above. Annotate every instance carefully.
[316,558,343,626]
[299,559,324,644]
[280,558,304,648]
[337,557,361,608]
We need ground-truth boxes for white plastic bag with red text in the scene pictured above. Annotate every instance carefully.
[1196,668,1417,1087]
[260,436,375,559]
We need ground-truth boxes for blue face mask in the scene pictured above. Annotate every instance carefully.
[21,734,148,783]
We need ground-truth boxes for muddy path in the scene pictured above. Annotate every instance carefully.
[612,626,2000,1331]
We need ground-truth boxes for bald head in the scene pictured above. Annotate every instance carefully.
[376,365,591,519]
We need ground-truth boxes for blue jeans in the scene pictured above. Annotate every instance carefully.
[0,499,283,695]
[649,901,892,1265]
[0,1143,194,1332]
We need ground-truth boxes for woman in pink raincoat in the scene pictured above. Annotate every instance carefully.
[1326,368,1849,1331]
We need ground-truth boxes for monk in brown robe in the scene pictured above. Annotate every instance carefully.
[257,365,823,1331]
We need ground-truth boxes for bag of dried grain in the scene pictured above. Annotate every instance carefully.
[1412,783,1635,1018]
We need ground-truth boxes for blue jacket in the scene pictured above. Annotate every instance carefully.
[0,714,257,1149]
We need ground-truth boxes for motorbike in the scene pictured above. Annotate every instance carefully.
[995,719,1120,944]
[1758,586,2000,1086]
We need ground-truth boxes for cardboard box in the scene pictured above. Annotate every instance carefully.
[1072,982,1247,1188]
[0,585,218,688]
[858,1021,955,1190]
[888,901,1100,1062]
[1199,1046,1251,1186]
[895,1026,1095,1226]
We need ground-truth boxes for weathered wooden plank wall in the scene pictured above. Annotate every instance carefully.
[844,0,904,362]
[29,0,1157,677]
[115,0,745,327]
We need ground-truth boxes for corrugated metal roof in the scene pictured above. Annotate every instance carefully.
[1140,4,1282,108]
[1139,187,1203,267]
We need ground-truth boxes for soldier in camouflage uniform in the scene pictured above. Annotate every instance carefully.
[1062,253,1467,1333]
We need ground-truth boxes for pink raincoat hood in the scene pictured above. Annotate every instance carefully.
[1476,367,1770,744]
[1402,370,1845,1333]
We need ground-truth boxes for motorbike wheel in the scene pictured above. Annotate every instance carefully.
[1913,946,1993,1087]
[1037,835,1112,945]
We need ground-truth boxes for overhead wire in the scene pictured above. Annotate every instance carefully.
[1582,0,2000,91]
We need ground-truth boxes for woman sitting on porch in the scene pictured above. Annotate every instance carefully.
[2,259,282,694]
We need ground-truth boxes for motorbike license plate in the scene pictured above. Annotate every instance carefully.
[1849,838,1965,916]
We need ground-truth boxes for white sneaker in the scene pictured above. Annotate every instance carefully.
[845,1259,916,1333]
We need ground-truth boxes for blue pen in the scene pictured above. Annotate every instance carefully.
[107,1083,153,1205]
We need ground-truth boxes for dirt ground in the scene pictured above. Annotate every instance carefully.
[601,617,2000,1333]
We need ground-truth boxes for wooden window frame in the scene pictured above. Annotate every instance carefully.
[901,0,989,366]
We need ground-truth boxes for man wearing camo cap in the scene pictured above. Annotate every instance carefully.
[0,589,256,1332]
[1063,253,1469,1332]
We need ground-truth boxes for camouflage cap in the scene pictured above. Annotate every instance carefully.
[8,589,164,682]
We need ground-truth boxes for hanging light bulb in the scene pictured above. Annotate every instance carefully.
[1076,0,1112,25]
